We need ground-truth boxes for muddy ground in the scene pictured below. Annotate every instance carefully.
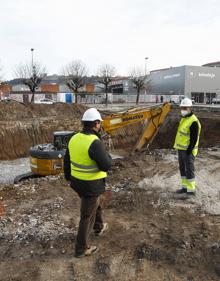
[0,149,220,281]
[1,101,220,280]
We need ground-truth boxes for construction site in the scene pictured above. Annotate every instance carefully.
[0,100,220,281]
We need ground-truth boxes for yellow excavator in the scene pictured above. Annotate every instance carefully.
[25,102,171,178]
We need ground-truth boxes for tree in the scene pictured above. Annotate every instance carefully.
[15,62,47,103]
[130,67,147,105]
[97,64,116,106]
[0,61,3,84]
[0,62,4,100]
[62,60,87,104]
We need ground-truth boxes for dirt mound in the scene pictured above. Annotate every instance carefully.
[0,149,220,280]
[0,102,220,160]
[0,101,87,160]
[0,100,86,121]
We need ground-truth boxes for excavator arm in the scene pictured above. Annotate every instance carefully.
[25,103,171,178]
[102,102,171,151]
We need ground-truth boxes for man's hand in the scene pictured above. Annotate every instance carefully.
[186,148,192,155]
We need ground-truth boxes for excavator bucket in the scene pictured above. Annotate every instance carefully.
[102,102,171,153]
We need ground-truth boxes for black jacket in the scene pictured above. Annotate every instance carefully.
[182,112,199,155]
[64,129,112,197]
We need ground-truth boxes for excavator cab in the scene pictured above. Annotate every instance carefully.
[53,131,75,150]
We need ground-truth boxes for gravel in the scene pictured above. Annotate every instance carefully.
[0,158,30,184]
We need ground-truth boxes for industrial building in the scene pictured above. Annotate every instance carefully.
[149,64,220,103]
[1,63,220,104]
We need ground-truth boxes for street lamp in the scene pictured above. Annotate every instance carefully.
[145,57,148,76]
[31,48,34,68]
[31,48,36,76]
[144,57,149,103]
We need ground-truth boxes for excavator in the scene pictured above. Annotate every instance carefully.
[15,102,171,181]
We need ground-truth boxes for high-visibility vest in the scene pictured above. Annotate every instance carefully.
[174,114,201,156]
[68,132,107,181]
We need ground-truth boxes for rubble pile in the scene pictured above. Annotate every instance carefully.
[0,196,75,244]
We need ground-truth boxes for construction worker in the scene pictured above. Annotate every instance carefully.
[64,108,112,258]
[174,97,201,196]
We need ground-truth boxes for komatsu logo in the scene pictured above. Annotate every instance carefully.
[122,114,144,122]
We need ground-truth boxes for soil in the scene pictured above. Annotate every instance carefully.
[1,101,220,280]
[0,101,87,160]
[0,101,220,160]
[0,149,220,281]
[152,107,220,149]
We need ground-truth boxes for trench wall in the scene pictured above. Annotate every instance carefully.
[153,108,220,149]
[0,102,220,160]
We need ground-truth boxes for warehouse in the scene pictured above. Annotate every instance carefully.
[149,64,220,103]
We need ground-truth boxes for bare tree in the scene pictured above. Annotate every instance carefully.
[15,62,47,103]
[0,61,3,84]
[62,60,87,104]
[97,64,116,105]
[0,62,4,100]
[130,67,147,105]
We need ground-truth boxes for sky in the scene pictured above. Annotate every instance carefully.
[1,0,220,79]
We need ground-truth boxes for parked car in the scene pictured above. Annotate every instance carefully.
[170,100,178,105]
[35,98,55,104]
[212,98,220,104]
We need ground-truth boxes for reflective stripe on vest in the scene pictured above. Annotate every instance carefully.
[71,161,100,173]
[68,133,107,181]
[179,131,190,137]
[174,114,201,156]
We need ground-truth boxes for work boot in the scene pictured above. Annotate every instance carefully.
[176,187,187,194]
[75,246,98,258]
[186,191,196,196]
[95,223,108,236]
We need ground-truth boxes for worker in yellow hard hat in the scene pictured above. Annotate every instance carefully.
[174,97,201,196]
[64,108,112,258]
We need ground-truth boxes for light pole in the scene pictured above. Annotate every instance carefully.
[145,57,148,76]
[31,48,36,76]
[144,57,148,103]
[31,48,34,69]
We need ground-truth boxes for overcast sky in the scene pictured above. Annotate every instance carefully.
[1,0,220,79]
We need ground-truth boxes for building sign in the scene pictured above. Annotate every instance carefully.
[163,73,181,79]
[198,73,215,78]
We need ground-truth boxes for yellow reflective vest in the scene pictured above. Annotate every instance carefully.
[68,133,107,181]
[174,114,201,156]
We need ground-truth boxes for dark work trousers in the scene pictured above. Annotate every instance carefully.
[75,195,104,255]
[178,150,195,180]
